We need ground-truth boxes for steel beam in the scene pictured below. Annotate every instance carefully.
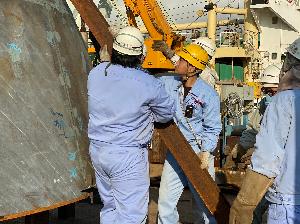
[69,0,113,54]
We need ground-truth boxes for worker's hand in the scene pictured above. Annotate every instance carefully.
[152,40,175,59]
[197,151,210,170]
[240,147,255,165]
[229,170,274,224]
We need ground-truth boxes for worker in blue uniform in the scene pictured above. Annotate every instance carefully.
[87,26,175,224]
[224,63,281,224]
[229,37,300,224]
[157,44,222,224]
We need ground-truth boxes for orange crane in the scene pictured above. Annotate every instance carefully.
[123,0,185,69]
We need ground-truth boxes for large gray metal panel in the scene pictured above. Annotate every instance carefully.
[0,0,92,218]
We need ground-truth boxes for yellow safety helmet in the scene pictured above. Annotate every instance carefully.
[177,44,208,70]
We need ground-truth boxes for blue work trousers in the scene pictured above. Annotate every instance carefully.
[158,151,216,224]
[89,144,149,224]
[267,203,300,224]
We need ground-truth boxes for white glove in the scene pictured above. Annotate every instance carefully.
[197,151,210,170]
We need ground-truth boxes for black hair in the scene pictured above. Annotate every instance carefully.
[111,49,142,68]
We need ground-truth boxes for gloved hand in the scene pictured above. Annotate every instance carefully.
[229,169,274,224]
[240,147,255,165]
[197,151,210,169]
[152,40,175,59]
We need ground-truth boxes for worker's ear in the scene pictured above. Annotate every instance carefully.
[187,64,196,74]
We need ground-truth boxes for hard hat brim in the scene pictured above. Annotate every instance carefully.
[177,49,207,70]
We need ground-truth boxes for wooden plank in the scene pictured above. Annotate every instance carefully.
[25,211,49,224]
[149,130,168,163]
[156,122,230,224]
[69,0,113,54]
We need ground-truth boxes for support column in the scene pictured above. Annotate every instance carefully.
[207,4,217,43]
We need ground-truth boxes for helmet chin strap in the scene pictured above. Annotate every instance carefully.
[182,72,198,81]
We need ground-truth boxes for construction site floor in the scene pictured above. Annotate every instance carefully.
[1,188,197,224]
[1,164,197,224]
[1,165,268,224]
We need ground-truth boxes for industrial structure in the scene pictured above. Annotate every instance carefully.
[1,0,300,223]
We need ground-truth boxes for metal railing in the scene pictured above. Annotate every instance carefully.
[219,31,242,47]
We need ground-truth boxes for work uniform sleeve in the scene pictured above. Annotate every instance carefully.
[250,95,292,178]
[201,92,222,152]
[149,80,175,123]
[239,108,261,150]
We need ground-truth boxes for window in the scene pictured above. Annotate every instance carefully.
[272,16,278,24]
[272,53,277,60]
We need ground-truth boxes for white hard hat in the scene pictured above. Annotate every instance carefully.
[113,26,144,55]
[193,37,216,57]
[261,63,282,87]
[286,37,300,60]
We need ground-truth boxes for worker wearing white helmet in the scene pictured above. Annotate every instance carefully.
[224,63,281,224]
[229,37,300,224]
[260,63,281,87]
[193,36,216,58]
[225,63,281,169]
[152,36,219,87]
[88,26,175,224]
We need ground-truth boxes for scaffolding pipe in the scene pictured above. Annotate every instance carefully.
[139,19,244,33]
[207,5,217,43]
[215,7,247,15]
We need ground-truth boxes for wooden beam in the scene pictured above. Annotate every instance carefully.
[69,0,113,54]
[156,122,230,224]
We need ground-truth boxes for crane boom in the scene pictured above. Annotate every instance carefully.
[123,0,185,69]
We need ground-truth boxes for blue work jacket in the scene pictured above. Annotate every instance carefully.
[88,62,175,148]
[160,75,221,154]
[251,89,300,205]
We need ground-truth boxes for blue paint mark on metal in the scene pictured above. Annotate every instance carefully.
[50,108,63,117]
[53,119,65,130]
[7,43,22,53]
[50,108,74,138]
[68,152,77,161]
[77,116,83,132]
[7,43,22,63]
[69,167,78,178]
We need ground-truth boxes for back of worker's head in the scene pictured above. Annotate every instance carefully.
[193,37,216,58]
[176,44,209,72]
[112,26,145,68]
[278,37,300,92]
